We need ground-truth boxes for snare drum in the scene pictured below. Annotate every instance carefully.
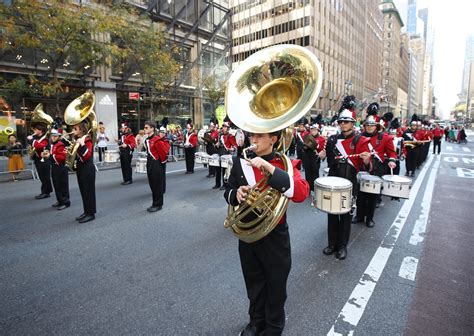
[195,151,207,164]
[381,175,411,199]
[200,153,210,164]
[220,154,233,168]
[209,154,220,167]
[104,150,119,163]
[323,167,330,177]
[313,177,353,214]
[357,171,369,181]
[359,174,382,194]
[135,158,147,173]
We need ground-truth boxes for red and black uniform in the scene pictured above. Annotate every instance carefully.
[325,132,371,250]
[49,139,70,207]
[205,129,219,177]
[144,134,170,208]
[215,132,237,188]
[422,129,432,162]
[355,131,397,224]
[414,128,426,169]
[302,135,326,192]
[432,127,443,154]
[119,132,136,183]
[76,136,96,216]
[30,134,53,197]
[224,152,309,335]
[402,128,419,177]
[184,131,198,173]
[295,129,309,167]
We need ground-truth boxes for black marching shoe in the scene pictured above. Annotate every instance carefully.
[411,172,415,178]
[352,217,364,224]
[219,185,226,190]
[147,205,162,212]
[35,193,50,199]
[185,171,192,174]
[366,219,375,228]
[206,174,215,178]
[239,323,262,336]
[78,214,95,223]
[52,202,60,208]
[335,246,347,260]
[75,213,87,221]
[212,185,221,189]
[121,180,133,185]
[57,203,70,210]
[323,245,336,255]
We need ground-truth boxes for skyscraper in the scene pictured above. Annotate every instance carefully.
[407,0,417,35]
[418,8,428,42]
[461,35,474,96]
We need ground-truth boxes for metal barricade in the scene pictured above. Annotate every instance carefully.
[0,149,38,181]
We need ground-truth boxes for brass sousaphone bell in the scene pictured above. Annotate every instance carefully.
[224,44,323,243]
[63,90,97,170]
[28,103,54,159]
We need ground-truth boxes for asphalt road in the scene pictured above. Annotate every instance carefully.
[1,135,472,336]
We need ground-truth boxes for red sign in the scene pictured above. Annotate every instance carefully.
[129,92,140,101]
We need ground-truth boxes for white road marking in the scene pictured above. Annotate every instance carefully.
[166,167,205,174]
[327,155,435,336]
[446,146,453,151]
[456,168,474,178]
[462,158,474,164]
[443,156,458,162]
[462,147,471,152]
[440,153,474,156]
[398,257,418,281]
[409,159,440,245]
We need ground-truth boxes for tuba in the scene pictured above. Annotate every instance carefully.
[28,103,54,159]
[224,44,322,243]
[63,91,97,171]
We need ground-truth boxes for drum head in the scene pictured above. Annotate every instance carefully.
[315,176,352,190]
[361,174,382,182]
[382,175,411,184]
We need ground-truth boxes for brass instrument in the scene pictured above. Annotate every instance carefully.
[403,140,419,149]
[303,133,317,151]
[28,103,53,159]
[63,91,97,171]
[224,44,322,243]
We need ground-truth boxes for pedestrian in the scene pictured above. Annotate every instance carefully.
[118,123,135,185]
[432,125,443,154]
[136,129,145,152]
[96,124,109,162]
[72,120,96,223]
[223,130,309,336]
[6,134,24,181]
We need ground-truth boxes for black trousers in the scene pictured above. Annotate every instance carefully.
[208,164,216,176]
[433,137,441,154]
[34,159,53,195]
[162,163,167,193]
[327,212,352,249]
[303,154,320,192]
[76,161,96,215]
[355,191,377,221]
[97,147,107,162]
[239,223,291,336]
[120,151,133,182]
[296,147,304,169]
[215,165,226,187]
[147,159,164,207]
[184,147,196,173]
[51,163,70,205]
[405,148,417,174]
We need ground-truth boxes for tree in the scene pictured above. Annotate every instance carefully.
[202,74,226,118]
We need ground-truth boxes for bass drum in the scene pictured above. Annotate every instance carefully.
[197,128,207,145]
[104,150,119,163]
[313,177,353,214]
[135,158,147,173]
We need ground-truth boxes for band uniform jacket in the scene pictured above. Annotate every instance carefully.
[145,135,170,163]
[295,130,309,151]
[50,140,67,165]
[326,132,372,191]
[76,136,94,163]
[218,133,237,155]
[364,131,397,176]
[31,135,49,160]
[206,129,219,155]
[185,132,198,148]
[401,129,419,156]
[224,153,309,226]
[120,133,136,154]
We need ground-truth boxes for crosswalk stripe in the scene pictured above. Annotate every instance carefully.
[462,147,471,152]
[446,146,453,151]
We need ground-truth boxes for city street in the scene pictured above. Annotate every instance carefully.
[1,135,473,336]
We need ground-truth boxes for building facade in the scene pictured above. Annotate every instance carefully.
[230,0,381,118]
[409,35,425,116]
[461,35,474,97]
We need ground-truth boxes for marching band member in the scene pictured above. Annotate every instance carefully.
[213,122,237,190]
[295,120,307,166]
[205,122,219,178]
[302,124,326,192]
[353,116,397,227]
[27,123,53,199]
[119,124,136,185]
[432,124,443,154]
[159,127,170,193]
[73,121,96,223]
[143,121,170,212]
[44,129,70,210]
[319,109,372,259]
[223,130,309,336]
[402,121,420,177]
[184,125,198,174]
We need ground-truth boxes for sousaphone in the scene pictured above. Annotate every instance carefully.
[224,44,323,243]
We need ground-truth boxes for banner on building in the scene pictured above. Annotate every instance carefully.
[215,105,226,127]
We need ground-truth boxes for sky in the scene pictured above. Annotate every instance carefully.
[398,0,474,119]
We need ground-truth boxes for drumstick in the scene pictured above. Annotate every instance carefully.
[390,167,393,175]
[334,153,363,160]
